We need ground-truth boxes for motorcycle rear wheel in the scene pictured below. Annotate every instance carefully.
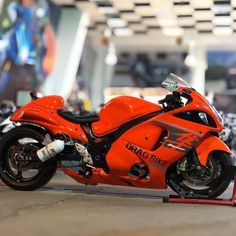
[167,152,233,198]
[0,126,57,191]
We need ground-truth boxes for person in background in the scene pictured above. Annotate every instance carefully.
[0,0,56,100]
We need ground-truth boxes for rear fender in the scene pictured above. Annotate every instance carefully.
[195,134,232,166]
[11,108,88,142]
[11,108,58,126]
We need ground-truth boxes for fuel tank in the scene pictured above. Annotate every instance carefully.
[92,96,162,136]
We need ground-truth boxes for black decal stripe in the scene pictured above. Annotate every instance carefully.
[151,130,168,151]
[108,110,163,142]
[81,110,162,173]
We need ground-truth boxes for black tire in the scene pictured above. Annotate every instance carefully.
[0,126,57,191]
[167,151,233,198]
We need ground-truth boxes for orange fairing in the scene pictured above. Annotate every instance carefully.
[92,96,162,136]
[106,121,165,175]
[195,134,232,166]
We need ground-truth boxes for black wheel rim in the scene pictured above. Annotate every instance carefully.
[0,132,44,184]
[168,154,228,198]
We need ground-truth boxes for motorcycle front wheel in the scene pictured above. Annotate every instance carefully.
[167,151,233,198]
[0,126,57,191]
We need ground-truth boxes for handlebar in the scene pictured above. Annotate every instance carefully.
[158,91,183,110]
[158,95,173,105]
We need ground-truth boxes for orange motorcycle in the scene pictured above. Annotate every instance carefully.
[0,74,233,198]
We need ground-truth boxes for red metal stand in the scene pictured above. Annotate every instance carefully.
[163,175,236,206]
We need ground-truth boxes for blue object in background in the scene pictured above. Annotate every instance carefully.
[208,51,236,67]
[0,1,47,93]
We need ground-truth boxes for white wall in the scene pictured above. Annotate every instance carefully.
[41,7,88,100]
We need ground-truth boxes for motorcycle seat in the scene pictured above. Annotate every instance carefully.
[57,109,99,124]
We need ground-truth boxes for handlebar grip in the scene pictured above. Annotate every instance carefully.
[158,94,173,104]
[158,99,166,105]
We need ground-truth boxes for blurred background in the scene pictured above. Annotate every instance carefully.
[0,0,236,147]
[1,2,236,234]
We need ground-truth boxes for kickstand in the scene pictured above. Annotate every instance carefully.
[163,174,236,207]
